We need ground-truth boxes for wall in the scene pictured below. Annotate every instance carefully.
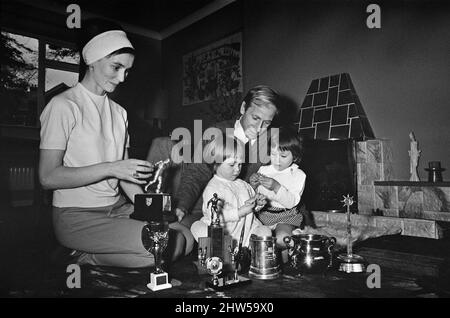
[242,0,450,180]
[8,0,448,178]
[110,32,162,156]
[162,0,244,134]
[111,33,161,119]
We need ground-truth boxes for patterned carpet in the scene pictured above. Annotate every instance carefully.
[1,204,446,298]
[0,218,444,298]
[3,245,448,298]
[2,245,185,298]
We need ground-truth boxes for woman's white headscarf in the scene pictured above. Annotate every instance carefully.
[82,30,134,65]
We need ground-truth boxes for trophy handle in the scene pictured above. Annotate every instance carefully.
[327,237,337,269]
[283,236,296,267]
[284,236,297,255]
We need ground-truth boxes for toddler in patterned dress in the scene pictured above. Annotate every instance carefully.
[249,127,306,253]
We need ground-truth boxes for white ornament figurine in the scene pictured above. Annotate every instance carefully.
[408,132,421,182]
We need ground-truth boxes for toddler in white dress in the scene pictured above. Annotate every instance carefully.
[190,135,270,247]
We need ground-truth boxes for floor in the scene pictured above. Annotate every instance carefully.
[0,202,58,296]
[2,198,450,298]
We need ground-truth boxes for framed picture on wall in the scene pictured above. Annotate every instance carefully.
[182,32,243,106]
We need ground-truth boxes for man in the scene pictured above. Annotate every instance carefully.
[166,85,281,258]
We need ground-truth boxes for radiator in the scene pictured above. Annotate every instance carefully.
[8,167,35,207]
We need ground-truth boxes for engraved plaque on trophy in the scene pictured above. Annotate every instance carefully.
[134,193,171,222]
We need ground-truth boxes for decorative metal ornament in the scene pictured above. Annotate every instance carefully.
[337,195,367,273]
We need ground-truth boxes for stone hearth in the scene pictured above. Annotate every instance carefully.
[355,139,449,239]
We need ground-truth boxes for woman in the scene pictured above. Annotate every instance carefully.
[39,19,156,268]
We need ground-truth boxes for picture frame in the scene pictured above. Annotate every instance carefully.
[182,32,243,106]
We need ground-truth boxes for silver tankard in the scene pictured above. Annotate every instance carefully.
[249,234,281,280]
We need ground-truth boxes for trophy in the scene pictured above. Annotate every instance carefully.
[198,193,232,271]
[197,193,251,290]
[337,194,367,273]
[133,159,176,223]
[145,221,172,291]
[144,159,171,194]
[208,193,221,226]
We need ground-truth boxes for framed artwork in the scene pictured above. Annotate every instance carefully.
[182,32,243,106]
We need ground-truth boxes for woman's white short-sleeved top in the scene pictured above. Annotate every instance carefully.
[40,83,129,208]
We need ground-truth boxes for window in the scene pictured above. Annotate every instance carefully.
[1,30,79,127]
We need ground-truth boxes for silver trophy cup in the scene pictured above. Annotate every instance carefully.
[145,221,172,291]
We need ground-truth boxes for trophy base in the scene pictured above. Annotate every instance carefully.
[147,272,172,291]
[337,253,366,273]
[206,275,251,291]
[249,267,281,280]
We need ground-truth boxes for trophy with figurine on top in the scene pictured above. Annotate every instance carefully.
[197,193,251,290]
[133,159,177,223]
[131,159,175,291]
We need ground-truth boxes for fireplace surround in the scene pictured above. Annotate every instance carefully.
[297,73,375,214]
[299,138,357,213]
[296,73,449,239]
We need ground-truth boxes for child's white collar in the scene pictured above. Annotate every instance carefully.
[214,174,237,183]
[269,163,298,173]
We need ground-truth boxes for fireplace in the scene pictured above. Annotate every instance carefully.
[295,73,448,239]
[297,73,375,214]
[299,139,357,213]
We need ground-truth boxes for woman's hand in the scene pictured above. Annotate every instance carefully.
[175,208,186,222]
[258,175,281,193]
[110,159,154,184]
